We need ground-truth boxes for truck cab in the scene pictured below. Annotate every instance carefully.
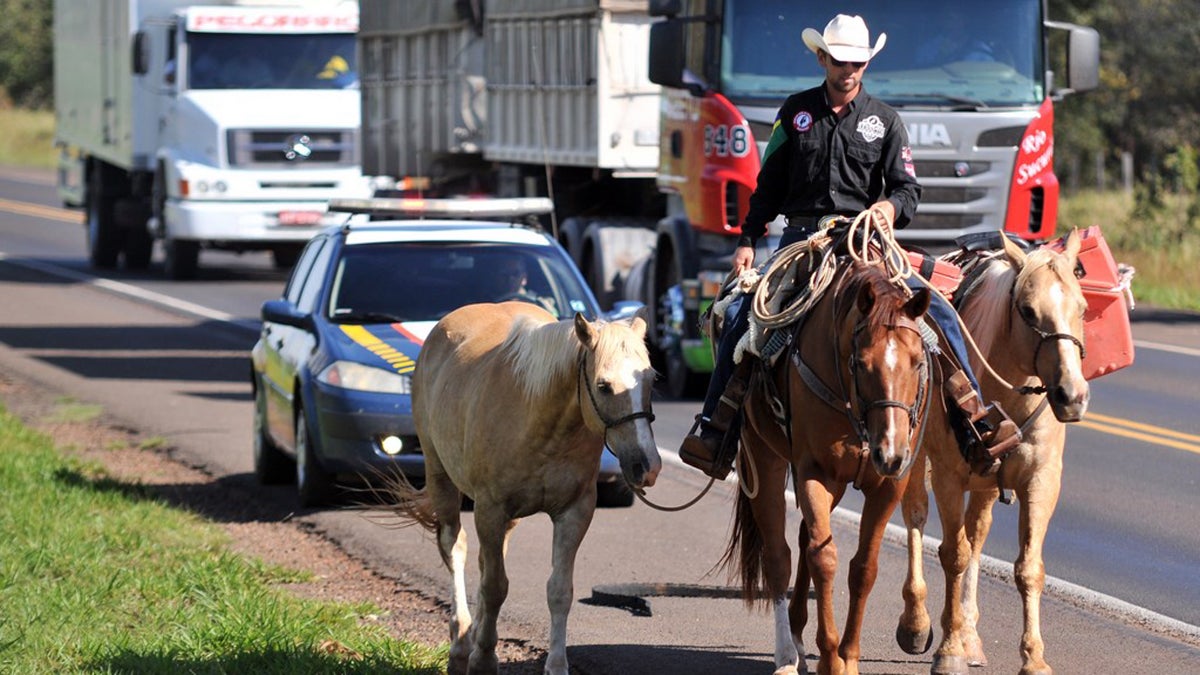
[55,1,373,279]
[641,0,1100,395]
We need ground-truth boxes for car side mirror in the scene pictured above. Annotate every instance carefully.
[261,299,312,330]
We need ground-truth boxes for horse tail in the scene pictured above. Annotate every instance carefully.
[719,483,768,608]
[358,470,440,534]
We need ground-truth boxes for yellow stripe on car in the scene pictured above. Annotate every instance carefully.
[340,325,416,374]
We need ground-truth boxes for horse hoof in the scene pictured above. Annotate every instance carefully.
[1019,665,1053,675]
[896,623,933,655]
[960,629,988,662]
[931,654,969,675]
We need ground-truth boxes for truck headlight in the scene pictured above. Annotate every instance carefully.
[317,361,411,394]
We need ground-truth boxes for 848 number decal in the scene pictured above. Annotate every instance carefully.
[704,124,751,158]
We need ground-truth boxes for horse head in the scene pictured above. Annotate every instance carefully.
[1001,231,1090,422]
[847,267,932,478]
[574,310,662,489]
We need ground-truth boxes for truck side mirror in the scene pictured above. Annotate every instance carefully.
[648,0,681,18]
[131,30,149,75]
[1066,26,1100,93]
[649,20,684,89]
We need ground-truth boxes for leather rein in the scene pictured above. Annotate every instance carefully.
[788,275,932,479]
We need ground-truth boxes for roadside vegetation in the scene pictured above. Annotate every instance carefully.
[0,404,446,674]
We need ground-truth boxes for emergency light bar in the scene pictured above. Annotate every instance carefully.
[327,197,555,219]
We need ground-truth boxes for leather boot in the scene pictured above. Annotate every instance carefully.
[944,369,1022,476]
[679,359,754,480]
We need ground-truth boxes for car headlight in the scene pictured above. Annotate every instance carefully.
[317,360,412,394]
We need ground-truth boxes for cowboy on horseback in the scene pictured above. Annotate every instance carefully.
[679,14,1019,481]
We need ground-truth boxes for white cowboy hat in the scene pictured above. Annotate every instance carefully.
[802,14,886,63]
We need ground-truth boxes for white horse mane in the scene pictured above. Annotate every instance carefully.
[499,315,582,401]
[961,247,1067,358]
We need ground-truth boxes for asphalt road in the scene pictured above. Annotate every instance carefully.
[1,166,1198,673]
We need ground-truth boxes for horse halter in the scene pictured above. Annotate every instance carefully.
[1011,273,1087,396]
[576,355,656,431]
[845,315,931,447]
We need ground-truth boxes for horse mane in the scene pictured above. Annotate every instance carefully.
[958,255,1016,356]
[499,314,582,401]
[844,261,912,326]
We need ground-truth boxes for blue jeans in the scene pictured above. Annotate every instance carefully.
[699,239,980,419]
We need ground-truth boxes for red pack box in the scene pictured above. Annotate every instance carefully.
[1044,226,1135,379]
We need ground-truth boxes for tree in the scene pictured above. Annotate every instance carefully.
[0,0,52,108]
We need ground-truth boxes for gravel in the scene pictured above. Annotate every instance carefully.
[0,374,549,673]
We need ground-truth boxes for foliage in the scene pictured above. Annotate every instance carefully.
[1051,0,1200,181]
[0,0,52,108]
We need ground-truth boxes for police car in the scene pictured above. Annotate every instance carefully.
[249,197,642,507]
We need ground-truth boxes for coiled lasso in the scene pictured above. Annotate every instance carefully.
[750,207,914,330]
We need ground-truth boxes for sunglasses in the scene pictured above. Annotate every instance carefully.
[827,55,867,69]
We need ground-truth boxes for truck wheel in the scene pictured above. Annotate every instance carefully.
[651,247,708,400]
[272,245,303,269]
[85,162,123,269]
[164,239,200,280]
[296,403,338,507]
[122,231,154,270]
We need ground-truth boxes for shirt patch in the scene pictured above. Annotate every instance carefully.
[857,114,885,143]
[793,111,813,133]
[901,145,913,162]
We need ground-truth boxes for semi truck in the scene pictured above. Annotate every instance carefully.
[354,0,1099,397]
[54,0,372,280]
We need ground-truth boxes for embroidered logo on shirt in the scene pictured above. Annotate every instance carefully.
[793,111,813,133]
[857,115,885,143]
[902,145,916,177]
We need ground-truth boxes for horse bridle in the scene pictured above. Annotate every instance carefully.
[576,355,656,433]
[845,317,931,443]
[790,300,931,471]
[1010,271,1087,396]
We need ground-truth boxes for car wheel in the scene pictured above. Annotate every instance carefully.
[253,383,291,484]
[295,404,337,507]
[596,480,635,508]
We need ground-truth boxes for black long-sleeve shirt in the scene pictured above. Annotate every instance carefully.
[737,85,921,248]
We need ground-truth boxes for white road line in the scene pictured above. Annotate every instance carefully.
[0,252,257,333]
[1134,338,1200,358]
[6,250,1199,645]
[659,451,1200,646]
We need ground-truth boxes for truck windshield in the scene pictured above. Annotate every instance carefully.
[187,33,357,90]
[721,0,1044,108]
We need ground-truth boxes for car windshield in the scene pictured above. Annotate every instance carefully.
[187,32,357,90]
[720,0,1044,107]
[327,242,598,323]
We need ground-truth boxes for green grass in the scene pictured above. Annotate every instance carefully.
[0,405,448,674]
[1059,189,1200,312]
[0,107,55,169]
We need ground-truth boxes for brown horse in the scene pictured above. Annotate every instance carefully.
[895,230,1090,675]
[392,301,661,675]
[723,259,934,675]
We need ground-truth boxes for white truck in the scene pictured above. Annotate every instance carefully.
[357,0,663,308]
[54,0,372,279]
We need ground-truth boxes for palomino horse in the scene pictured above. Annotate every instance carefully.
[392,301,660,675]
[895,230,1090,675]
[723,258,934,675]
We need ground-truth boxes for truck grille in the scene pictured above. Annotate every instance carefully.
[227,129,359,168]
